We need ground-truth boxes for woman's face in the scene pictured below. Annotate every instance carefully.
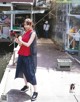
[24,22,31,31]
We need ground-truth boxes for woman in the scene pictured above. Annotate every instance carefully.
[14,18,38,101]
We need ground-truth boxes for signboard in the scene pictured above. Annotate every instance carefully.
[55,0,80,3]
[56,0,71,3]
[3,10,45,14]
[36,0,46,6]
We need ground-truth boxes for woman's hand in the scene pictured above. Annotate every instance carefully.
[18,36,22,42]
[14,37,22,46]
[14,38,19,43]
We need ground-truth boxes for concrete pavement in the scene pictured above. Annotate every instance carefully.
[0,38,80,102]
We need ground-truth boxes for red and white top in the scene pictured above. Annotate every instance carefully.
[18,30,32,56]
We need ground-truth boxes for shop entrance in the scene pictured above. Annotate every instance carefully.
[35,10,51,39]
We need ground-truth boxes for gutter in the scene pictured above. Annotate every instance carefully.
[66,52,80,64]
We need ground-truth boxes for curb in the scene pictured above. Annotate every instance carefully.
[66,52,80,64]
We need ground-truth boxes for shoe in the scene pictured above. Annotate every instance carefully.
[31,92,38,101]
[20,85,29,92]
[72,47,74,50]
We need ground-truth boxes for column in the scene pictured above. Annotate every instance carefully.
[11,3,13,30]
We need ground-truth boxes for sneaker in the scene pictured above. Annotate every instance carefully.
[31,92,38,101]
[20,85,29,92]
[72,47,74,50]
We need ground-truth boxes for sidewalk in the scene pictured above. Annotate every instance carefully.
[0,38,80,102]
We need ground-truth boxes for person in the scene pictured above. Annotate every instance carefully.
[14,18,38,101]
[0,26,2,36]
[10,30,16,37]
[68,26,78,49]
[10,30,17,41]
[43,20,50,38]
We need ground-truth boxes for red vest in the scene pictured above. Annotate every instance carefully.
[18,30,32,56]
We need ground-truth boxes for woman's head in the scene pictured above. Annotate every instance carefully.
[24,18,33,31]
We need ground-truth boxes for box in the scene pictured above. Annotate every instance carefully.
[57,59,72,71]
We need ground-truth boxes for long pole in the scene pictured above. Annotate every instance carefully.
[78,37,80,59]
[11,3,13,30]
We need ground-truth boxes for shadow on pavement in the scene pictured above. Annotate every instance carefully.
[7,89,31,102]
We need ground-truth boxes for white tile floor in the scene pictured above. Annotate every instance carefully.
[1,39,80,102]
[1,67,80,102]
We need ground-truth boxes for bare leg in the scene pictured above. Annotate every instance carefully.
[31,85,38,101]
[33,85,37,92]
[20,74,29,92]
[23,74,28,85]
[72,40,76,49]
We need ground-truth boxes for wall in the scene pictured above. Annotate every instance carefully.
[50,2,67,50]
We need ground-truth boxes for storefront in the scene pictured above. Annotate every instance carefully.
[0,3,11,41]
[0,2,33,40]
[65,4,80,53]
[0,1,47,41]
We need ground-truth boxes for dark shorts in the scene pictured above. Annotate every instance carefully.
[15,55,37,85]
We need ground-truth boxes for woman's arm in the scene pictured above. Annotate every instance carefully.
[19,32,36,47]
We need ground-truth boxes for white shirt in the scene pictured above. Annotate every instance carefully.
[43,23,50,31]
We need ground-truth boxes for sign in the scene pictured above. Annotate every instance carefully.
[3,10,45,14]
[55,0,80,3]
[36,0,46,6]
[56,0,71,3]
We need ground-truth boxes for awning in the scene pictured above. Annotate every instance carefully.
[3,10,45,14]
[68,13,80,19]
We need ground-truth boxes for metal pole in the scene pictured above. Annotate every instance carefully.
[66,4,70,49]
[10,3,16,65]
[78,37,80,59]
[31,5,33,20]
[11,3,13,30]
[12,38,16,65]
